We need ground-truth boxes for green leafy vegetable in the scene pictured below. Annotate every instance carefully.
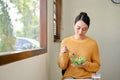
[71,56,86,65]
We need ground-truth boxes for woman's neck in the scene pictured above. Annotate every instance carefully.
[74,35,86,40]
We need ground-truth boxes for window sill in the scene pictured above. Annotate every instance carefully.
[0,48,47,66]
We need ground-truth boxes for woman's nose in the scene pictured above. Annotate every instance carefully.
[78,29,82,34]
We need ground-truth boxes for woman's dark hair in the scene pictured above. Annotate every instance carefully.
[75,12,90,27]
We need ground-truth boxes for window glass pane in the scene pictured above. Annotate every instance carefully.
[0,0,40,53]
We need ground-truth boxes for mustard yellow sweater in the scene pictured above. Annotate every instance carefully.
[58,36,101,79]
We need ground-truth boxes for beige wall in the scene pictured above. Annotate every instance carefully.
[0,53,48,80]
[48,0,120,80]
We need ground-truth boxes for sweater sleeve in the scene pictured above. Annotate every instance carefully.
[83,42,101,72]
[58,52,69,70]
[57,40,70,70]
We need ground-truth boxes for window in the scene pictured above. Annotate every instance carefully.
[0,0,47,65]
[0,0,40,52]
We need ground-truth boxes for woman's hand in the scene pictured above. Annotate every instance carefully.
[61,45,68,53]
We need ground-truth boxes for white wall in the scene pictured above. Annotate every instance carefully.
[48,0,120,80]
[0,53,48,80]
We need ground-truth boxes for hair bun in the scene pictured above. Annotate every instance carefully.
[80,12,87,17]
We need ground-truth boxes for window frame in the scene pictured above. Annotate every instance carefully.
[53,0,62,42]
[0,0,47,66]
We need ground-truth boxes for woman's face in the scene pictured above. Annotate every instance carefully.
[74,20,89,37]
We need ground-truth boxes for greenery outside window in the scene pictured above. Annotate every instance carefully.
[0,0,40,52]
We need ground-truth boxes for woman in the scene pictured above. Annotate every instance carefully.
[58,12,101,80]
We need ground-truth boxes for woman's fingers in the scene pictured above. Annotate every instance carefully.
[61,45,68,53]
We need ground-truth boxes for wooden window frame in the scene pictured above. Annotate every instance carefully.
[53,0,62,42]
[0,0,47,66]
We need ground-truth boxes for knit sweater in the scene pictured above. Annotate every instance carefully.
[58,36,101,79]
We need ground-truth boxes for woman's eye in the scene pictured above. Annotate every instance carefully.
[82,28,87,31]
